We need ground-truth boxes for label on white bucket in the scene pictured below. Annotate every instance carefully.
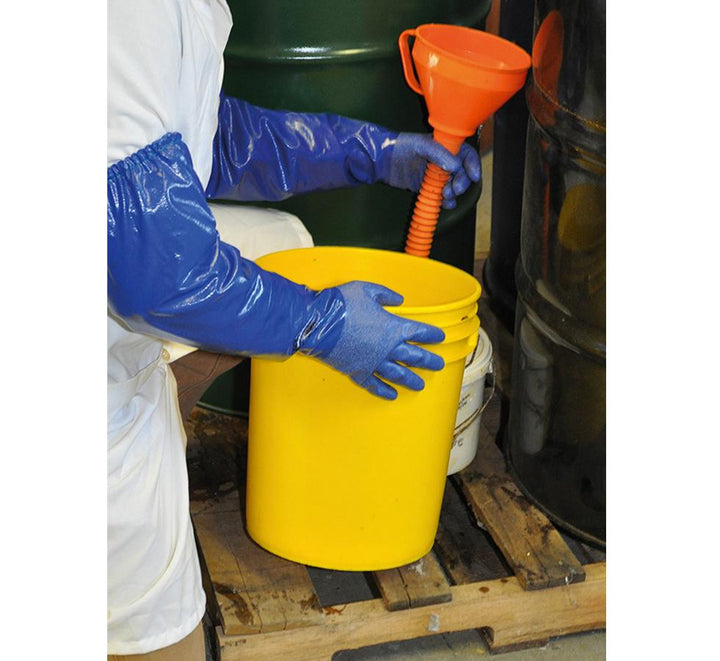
[447,327,493,476]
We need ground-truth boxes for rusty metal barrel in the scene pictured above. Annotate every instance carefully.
[506,0,606,546]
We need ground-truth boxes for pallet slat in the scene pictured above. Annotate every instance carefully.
[217,563,606,661]
[188,408,324,636]
[456,423,586,589]
[372,551,452,611]
[434,480,512,584]
[193,509,325,635]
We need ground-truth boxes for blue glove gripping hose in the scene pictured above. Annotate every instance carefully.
[387,134,482,209]
[206,94,400,202]
[108,132,336,356]
[299,282,445,401]
[205,94,480,207]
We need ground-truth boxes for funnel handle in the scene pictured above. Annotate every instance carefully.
[398,29,422,95]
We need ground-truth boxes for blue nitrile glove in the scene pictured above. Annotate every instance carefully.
[298,282,445,400]
[108,132,444,401]
[206,94,480,209]
[385,133,482,210]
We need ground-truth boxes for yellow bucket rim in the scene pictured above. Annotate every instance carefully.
[256,246,482,316]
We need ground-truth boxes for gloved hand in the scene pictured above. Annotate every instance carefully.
[384,133,482,209]
[109,132,446,398]
[207,95,480,208]
[300,281,445,400]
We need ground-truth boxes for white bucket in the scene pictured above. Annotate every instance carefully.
[447,326,494,475]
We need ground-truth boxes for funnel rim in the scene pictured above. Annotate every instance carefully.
[413,23,532,74]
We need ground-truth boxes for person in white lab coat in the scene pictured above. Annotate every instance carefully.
[107,1,481,658]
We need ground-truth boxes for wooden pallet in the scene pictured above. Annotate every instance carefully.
[187,375,606,660]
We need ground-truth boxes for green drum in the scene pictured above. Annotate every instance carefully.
[200,0,491,416]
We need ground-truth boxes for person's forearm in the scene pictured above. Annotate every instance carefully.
[205,93,399,202]
[108,132,330,356]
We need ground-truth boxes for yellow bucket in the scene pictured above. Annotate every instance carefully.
[246,247,481,570]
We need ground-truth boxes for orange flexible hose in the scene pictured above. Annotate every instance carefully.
[404,163,450,257]
[404,133,466,258]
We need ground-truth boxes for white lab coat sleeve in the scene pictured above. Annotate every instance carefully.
[107,0,182,166]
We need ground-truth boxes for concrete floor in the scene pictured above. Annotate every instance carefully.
[335,629,606,660]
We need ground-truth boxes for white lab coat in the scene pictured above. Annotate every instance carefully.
[107,0,311,653]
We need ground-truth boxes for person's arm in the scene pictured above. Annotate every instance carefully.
[107,1,446,398]
[108,132,445,399]
[107,1,314,357]
[206,94,480,208]
[108,132,322,356]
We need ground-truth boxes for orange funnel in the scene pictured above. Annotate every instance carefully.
[398,24,531,257]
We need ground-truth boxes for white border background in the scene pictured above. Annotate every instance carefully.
[2,2,718,657]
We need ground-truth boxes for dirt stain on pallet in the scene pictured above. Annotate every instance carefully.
[300,594,322,613]
[215,583,255,626]
[323,604,347,615]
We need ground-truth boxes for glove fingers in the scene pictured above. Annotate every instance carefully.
[441,144,478,206]
[441,172,468,207]
[389,343,445,371]
[361,281,404,307]
[321,280,445,401]
[460,144,482,182]
[375,361,425,391]
[403,320,445,345]
[360,374,398,400]
[451,170,471,197]
[421,141,461,174]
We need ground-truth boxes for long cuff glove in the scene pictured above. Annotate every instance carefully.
[206,93,398,201]
[108,132,444,399]
[298,282,445,400]
[108,132,339,356]
[205,94,480,208]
